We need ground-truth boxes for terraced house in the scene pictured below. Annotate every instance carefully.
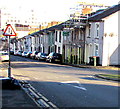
[11,4,120,66]
[85,4,120,66]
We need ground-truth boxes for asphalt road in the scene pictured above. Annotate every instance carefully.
[2,55,119,108]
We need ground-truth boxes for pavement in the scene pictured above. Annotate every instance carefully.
[0,64,39,108]
[65,63,119,71]
[67,64,120,82]
[0,62,119,108]
[0,77,39,108]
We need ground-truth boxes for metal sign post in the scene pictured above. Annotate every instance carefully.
[8,35,11,77]
[3,24,16,78]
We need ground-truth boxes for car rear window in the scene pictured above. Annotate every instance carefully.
[43,54,47,56]
[41,53,47,56]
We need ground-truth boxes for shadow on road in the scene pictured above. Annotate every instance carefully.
[24,79,119,108]
[80,77,99,80]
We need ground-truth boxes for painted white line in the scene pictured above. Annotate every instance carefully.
[74,86,87,91]
[61,81,87,91]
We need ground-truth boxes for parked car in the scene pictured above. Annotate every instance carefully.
[22,51,27,57]
[46,52,62,63]
[0,51,9,62]
[14,51,19,55]
[25,51,32,58]
[36,53,47,60]
[30,51,39,59]
[14,51,23,56]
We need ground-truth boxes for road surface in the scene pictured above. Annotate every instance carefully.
[1,55,119,108]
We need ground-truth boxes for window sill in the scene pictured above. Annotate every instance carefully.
[95,37,99,39]
[87,36,91,38]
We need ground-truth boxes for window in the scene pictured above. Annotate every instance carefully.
[41,36,43,43]
[74,30,77,40]
[39,36,40,44]
[58,47,60,54]
[71,31,74,41]
[55,31,57,41]
[80,31,84,40]
[59,31,61,42]
[95,44,99,56]
[88,24,91,37]
[96,23,99,38]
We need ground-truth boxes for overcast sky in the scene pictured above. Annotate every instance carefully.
[0,0,119,22]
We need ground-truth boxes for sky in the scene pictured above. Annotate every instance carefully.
[0,0,119,22]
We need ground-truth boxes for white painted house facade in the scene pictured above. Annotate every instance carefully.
[102,11,119,66]
[85,21,104,65]
[86,4,120,66]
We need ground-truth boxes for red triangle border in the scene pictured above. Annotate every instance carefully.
[3,24,17,36]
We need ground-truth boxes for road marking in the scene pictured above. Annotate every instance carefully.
[61,81,87,91]
[74,86,87,91]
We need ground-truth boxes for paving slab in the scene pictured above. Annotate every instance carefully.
[0,70,38,108]
[2,89,38,108]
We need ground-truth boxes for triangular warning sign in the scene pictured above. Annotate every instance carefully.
[3,24,16,36]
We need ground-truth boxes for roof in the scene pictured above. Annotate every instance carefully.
[30,21,73,36]
[88,4,120,21]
